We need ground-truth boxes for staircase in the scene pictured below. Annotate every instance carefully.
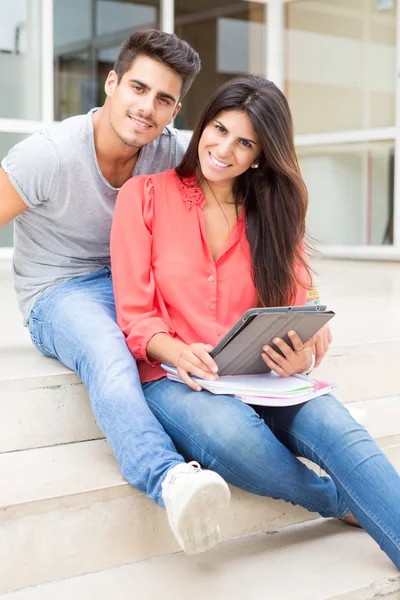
[1,259,400,599]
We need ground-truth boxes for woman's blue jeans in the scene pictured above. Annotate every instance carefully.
[143,377,400,569]
[27,267,400,569]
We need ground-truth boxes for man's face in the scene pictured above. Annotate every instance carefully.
[105,55,183,148]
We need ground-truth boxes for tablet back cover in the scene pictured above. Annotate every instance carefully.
[214,311,334,376]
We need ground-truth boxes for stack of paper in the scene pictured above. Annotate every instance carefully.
[161,364,336,407]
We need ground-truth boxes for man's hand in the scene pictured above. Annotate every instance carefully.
[175,343,218,391]
[313,323,332,368]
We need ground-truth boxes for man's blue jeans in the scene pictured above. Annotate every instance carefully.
[143,377,400,569]
[28,268,185,507]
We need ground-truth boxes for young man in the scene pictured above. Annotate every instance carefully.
[0,29,230,556]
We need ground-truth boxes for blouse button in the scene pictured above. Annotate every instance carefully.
[216,330,221,336]
[208,276,214,282]
[209,304,216,311]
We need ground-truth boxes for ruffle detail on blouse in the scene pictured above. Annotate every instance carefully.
[177,174,205,209]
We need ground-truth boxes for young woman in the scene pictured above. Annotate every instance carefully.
[111,75,400,567]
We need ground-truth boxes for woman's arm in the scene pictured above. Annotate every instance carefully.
[111,175,218,390]
[111,176,174,362]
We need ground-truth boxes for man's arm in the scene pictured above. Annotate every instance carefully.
[0,168,28,227]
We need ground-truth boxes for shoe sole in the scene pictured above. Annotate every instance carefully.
[174,478,231,555]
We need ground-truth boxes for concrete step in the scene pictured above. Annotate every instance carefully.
[1,436,400,594]
[1,261,400,596]
[0,348,103,452]
[2,519,399,600]
[2,257,400,453]
[314,339,400,404]
[2,337,400,452]
[0,438,315,593]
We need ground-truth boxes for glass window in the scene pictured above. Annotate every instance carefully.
[0,133,27,247]
[53,0,159,121]
[0,0,42,120]
[55,53,93,121]
[175,1,265,130]
[98,45,121,106]
[96,1,158,36]
[299,141,394,246]
[53,0,92,48]
[286,0,396,134]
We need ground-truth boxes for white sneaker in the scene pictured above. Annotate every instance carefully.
[162,461,231,555]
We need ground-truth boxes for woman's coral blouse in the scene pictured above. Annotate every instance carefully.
[110,169,307,383]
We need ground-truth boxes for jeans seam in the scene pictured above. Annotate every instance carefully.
[28,311,54,356]
[29,333,53,356]
[29,316,47,326]
[269,421,400,550]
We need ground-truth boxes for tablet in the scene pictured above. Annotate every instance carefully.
[210,305,335,376]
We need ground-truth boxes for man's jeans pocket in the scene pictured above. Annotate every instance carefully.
[28,312,54,358]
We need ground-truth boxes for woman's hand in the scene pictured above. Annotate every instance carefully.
[261,330,314,377]
[175,343,219,391]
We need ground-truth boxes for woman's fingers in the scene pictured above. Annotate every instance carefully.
[262,342,288,366]
[176,343,218,389]
[287,330,306,352]
[179,349,216,380]
[177,367,202,391]
[261,351,290,377]
[191,344,218,375]
[276,335,295,358]
[261,338,293,376]
[262,331,312,375]
[180,359,216,381]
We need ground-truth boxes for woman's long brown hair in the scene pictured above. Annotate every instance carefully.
[176,75,311,307]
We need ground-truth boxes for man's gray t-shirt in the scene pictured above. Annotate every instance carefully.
[1,110,190,324]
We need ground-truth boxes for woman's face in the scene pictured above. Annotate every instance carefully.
[198,109,261,187]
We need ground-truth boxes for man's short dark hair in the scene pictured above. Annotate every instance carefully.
[113,29,201,99]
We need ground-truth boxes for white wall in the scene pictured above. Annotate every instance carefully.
[287,2,396,133]
[0,0,41,120]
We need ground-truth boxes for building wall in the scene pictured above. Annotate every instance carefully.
[0,0,398,253]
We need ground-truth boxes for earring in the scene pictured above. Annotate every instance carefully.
[252,162,259,169]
